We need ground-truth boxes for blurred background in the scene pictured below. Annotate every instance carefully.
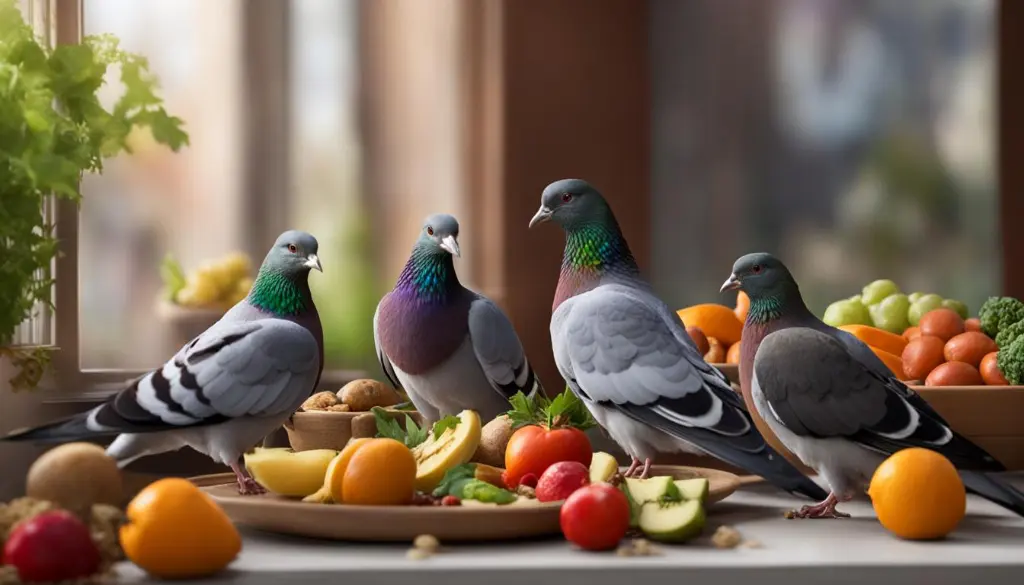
[73,0,998,389]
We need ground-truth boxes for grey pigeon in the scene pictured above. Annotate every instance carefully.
[375,213,542,424]
[725,252,1024,518]
[528,179,826,501]
[3,231,324,495]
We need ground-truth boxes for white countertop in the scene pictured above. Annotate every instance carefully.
[117,475,1024,585]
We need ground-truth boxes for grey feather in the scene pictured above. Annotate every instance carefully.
[468,296,540,398]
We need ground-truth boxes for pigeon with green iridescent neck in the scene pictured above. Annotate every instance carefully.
[724,252,1024,518]
[3,231,324,495]
[375,213,542,424]
[529,179,825,501]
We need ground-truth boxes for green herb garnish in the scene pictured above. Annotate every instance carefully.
[505,387,596,431]
[371,406,427,448]
[432,414,461,439]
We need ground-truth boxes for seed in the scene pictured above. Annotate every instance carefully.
[615,546,634,557]
[413,534,440,551]
[711,525,743,549]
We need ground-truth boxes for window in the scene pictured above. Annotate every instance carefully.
[24,0,473,399]
[649,0,998,315]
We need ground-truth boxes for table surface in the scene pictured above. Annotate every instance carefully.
[117,474,1024,585]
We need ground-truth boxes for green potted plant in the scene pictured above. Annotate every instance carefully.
[0,0,188,390]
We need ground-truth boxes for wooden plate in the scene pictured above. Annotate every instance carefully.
[192,465,741,542]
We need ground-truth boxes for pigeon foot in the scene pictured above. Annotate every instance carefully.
[231,461,266,495]
[624,457,642,478]
[788,492,848,519]
[636,458,653,479]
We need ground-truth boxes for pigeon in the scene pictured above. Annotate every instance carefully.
[528,179,826,501]
[723,252,1024,518]
[374,213,542,424]
[3,231,324,495]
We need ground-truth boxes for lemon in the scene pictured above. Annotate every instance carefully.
[243,448,338,497]
[412,410,482,492]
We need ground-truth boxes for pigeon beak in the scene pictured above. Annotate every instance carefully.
[305,254,323,272]
[529,206,553,228]
[440,235,461,258]
[720,273,741,292]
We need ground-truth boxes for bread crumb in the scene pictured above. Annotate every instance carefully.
[631,538,659,556]
[515,485,536,498]
[711,525,743,549]
[406,548,431,560]
[301,391,341,411]
[413,534,440,552]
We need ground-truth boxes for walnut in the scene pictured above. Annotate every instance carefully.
[301,391,341,411]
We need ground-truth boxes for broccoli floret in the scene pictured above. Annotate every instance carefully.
[996,335,1024,385]
[978,296,1024,338]
[995,319,1024,349]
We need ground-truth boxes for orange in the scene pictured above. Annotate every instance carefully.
[323,437,372,502]
[868,448,965,540]
[677,304,743,346]
[839,324,909,357]
[725,341,741,365]
[869,346,909,381]
[734,291,750,323]
[120,478,241,579]
[340,438,417,505]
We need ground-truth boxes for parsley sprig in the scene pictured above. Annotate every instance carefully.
[505,388,596,431]
[371,407,462,448]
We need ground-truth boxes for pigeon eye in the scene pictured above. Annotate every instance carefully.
[561,192,572,203]
[751,264,762,274]
[287,244,297,253]
[426,226,434,236]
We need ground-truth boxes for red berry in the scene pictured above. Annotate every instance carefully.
[560,484,630,551]
[535,461,590,502]
[3,510,101,583]
[441,495,461,506]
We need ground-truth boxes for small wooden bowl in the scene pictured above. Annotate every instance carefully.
[284,409,425,452]
[155,299,226,348]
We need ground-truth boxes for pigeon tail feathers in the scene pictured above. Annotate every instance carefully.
[961,471,1024,517]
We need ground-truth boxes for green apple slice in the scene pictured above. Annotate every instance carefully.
[588,451,619,483]
[673,478,709,502]
[639,499,706,543]
[624,476,680,502]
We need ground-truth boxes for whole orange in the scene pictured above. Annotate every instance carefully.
[120,478,241,579]
[340,438,417,505]
[868,448,965,540]
[677,304,743,346]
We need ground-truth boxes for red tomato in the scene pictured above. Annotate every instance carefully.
[504,425,592,488]
[560,484,630,551]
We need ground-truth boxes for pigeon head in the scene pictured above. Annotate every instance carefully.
[263,230,322,277]
[529,178,612,231]
[416,213,461,258]
[720,252,796,296]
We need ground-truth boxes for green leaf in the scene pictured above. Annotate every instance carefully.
[504,388,595,431]
[159,254,187,301]
[403,414,428,449]
[432,463,476,497]
[432,415,460,439]
[371,406,406,442]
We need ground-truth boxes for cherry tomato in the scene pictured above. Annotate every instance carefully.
[3,510,101,583]
[504,425,592,488]
[560,484,630,551]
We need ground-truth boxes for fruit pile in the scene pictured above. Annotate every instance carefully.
[676,297,747,365]
[1,443,240,583]
[160,252,254,310]
[823,279,968,334]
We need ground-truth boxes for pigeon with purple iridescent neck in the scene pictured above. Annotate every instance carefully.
[374,213,542,424]
[2,231,324,495]
[529,179,825,501]
[724,252,1024,518]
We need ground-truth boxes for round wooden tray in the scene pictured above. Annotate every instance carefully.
[191,465,741,542]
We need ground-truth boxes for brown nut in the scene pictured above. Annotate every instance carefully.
[338,379,400,412]
[301,391,341,411]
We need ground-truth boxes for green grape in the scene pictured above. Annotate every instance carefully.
[869,293,911,334]
[861,279,900,306]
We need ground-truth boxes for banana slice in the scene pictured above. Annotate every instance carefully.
[412,410,482,492]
